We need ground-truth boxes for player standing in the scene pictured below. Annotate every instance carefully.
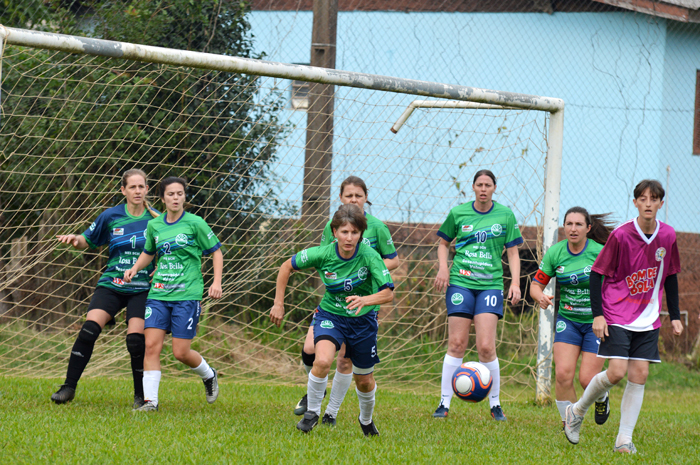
[271,204,394,435]
[433,169,522,421]
[51,169,158,407]
[124,177,223,411]
[530,207,614,428]
[294,176,399,426]
[564,180,683,453]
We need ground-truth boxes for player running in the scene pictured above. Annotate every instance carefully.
[51,169,158,408]
[433,169,522,421]
[563,180,683,453]
[530,207,614,428]
[124,176,223,411]
[271,204,394,435]
[294,176,399,426]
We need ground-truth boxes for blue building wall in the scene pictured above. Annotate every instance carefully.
[248,11,700,231]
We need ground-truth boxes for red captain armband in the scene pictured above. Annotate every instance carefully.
[534,270,552,285]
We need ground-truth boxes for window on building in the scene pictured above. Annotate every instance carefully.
[291,79,309,111]
[694,70,700,155]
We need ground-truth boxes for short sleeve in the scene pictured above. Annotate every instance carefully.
[196,219,221,256]
[81,211,110,249]
[368,251,394,292]
[534,246,556,285]
[291,246,324,271]
[504,210,524,248]
[437,209,456,242]
[319,221,333,246]
[375,222,397,259]
[144,221,156,255]
[591,231,620,278]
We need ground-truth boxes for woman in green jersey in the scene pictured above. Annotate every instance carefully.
[530,207,613,428]
[293,176,399,426]
[271,203,394,436]
[433,169,523,421]
[124,177,223,411]
[51,169,158,407]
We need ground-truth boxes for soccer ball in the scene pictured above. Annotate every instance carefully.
[452,361,492,403]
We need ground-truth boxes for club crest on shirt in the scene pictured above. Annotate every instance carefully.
[491,224,502,236]
[461,225,473,233]
[655,247,666,262]
[362,238,371,246]
[358,267,368,280]
[113,228,124,236]
[324,271,337,280]
[584,265,592,276]
[175,233,188,246]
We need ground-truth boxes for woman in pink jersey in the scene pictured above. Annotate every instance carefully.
[563,180,683,454]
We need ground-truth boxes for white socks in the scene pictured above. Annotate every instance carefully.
[440,354,463,409]
[191,358,214,380]
[573,370,615,416]
[143,370,162,406]
[325,370,353,418]
[357,385,377,426]
[556,400,572,422]
[616,381,645,446]
[307,372,328,416]
[481,358,501,408]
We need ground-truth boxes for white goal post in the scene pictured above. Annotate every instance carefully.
[0,25,563,404]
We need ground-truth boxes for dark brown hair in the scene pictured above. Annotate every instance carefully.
[633,179,665,200]
[472,169,497,185]
[330,203,367,235]
[564,206,615,245]
[159,176,187,199]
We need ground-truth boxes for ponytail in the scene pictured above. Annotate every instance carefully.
[564,207,615,245]
[144,199,160,218]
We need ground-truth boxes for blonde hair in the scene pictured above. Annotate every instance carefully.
[122,169,160,217]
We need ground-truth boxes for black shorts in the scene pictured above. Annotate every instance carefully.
[87,286,149,323]
[597,325,661,363]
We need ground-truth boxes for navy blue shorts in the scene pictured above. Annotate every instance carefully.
[554,315,600,354]
[598,326,660,363]
[313,308,379,373]
[144,299,201,339]
[445,285,503,319]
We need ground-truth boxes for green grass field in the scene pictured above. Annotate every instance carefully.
[2,363,699,464]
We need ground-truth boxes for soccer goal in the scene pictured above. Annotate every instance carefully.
[0,26,562,404]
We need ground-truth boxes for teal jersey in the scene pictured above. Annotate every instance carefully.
[534,239,604,323]
[82,204,158,294]
[437,201,523,290]
[291,242,394,317]
[144,212,221,301]
[320,213,397,260]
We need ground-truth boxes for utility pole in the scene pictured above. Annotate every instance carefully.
[302,0,337,243]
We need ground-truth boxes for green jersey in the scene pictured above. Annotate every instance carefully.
[291,242,394,317]
[437,201,523,290]
[320,213,397,260]
[535,239,604,323]
[144,212,221,301]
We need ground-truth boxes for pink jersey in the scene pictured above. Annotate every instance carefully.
[591,219,680,331]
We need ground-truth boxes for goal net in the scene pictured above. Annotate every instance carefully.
[0,28,562,400]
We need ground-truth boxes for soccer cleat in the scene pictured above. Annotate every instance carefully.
[294,389,326,416]
[613,442,637,454]
[203,368,219,404]
[564,404,584,445]
[433,402,449,418]
[132,395,146,410]
[490,405,507,421]
[51,385,76,404]
[134,401,158,412]
[594,395,610,425]
[322,413,337,426]
[296,411,319,433]
[359,418,379,437]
